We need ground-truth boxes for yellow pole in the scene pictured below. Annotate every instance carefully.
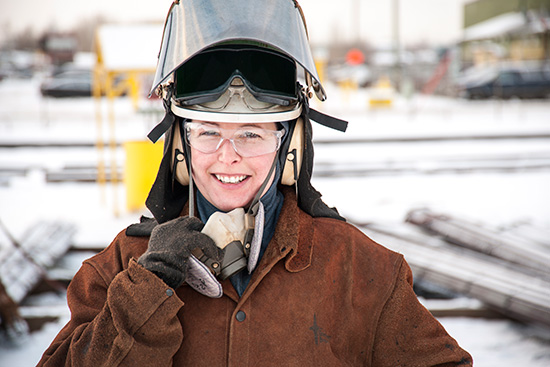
[128,71,141,111]
[106,72,120,217]
[93,66,106,204]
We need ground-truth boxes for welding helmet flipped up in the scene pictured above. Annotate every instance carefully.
[146,0,348,224]
[149,0,326,118]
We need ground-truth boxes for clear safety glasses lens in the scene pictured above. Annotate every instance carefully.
[184,122,285,157]
[174,47,298,106]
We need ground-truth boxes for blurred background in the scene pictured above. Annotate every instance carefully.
[1,0,550,366]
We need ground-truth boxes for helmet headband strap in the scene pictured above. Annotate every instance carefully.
[300,94,348,133]
[148,87,176,143]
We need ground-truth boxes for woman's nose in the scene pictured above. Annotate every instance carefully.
[217,138,241,163]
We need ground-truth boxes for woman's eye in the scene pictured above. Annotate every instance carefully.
[240,130,263,139]
[199,129,220,137]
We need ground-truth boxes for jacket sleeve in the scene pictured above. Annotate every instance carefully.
[37,259,184,366]
[371,259,473,366]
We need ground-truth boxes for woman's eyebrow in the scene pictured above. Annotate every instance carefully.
[239,123,263,129]
[199,122,220,128]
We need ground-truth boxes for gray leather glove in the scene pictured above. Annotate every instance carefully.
[138,216,223,289]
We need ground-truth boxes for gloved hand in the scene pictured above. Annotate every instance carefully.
[137,216,223,289]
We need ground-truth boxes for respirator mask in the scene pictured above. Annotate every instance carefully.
[184,192,271,299]
[192,205,261,280]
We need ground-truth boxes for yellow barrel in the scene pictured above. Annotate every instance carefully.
[124,140,164,211]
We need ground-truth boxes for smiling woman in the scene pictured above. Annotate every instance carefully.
[37,1,472,366]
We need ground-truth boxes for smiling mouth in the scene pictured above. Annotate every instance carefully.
[215,174,248,184]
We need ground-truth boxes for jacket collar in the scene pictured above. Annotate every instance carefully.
[277,186,314,272]
[223,186,315,302]
[245,185,313,277]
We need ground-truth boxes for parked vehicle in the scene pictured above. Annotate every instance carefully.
[40,69,93,97]
[325,63,373,88]
[459,68,550,99]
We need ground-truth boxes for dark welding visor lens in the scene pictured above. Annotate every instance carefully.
[174,47,297,106]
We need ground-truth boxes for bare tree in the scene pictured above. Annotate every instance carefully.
[10,26,39,51]
[72,15,110,52]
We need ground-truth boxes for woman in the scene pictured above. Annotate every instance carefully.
[39,1,472,365]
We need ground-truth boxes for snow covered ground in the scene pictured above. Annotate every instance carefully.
[1,77,550,366]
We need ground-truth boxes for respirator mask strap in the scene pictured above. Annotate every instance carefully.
[185,142,195,218]
[242,153,278,255]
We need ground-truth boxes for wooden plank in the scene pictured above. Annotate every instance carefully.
[46,170,123,183]
[420,298,503,319]
[500,223,550,250]
[0,279,29,341]
[405,208,550,275]
[17,305,70,333]
[0,221,76,304]
[46,251,98,281]
[313,157,550,177]
[360,222,550,328]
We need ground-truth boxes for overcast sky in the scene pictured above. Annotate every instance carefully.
[0,0,472,48]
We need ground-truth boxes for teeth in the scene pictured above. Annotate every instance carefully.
[215,175,247,184]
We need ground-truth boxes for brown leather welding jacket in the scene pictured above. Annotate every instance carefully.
[38,187,472,366]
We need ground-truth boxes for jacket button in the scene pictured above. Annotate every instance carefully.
[236,310,246,322]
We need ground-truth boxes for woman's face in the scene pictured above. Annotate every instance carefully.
[189,121,279,212]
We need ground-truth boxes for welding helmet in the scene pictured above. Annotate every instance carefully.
[150,0,325,99]
[146,0,347,224]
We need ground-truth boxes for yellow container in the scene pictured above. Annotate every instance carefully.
[124,140,164,211]
[368,76,395,108]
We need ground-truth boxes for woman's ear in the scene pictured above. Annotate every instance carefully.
[172,123,190,185]
[281,118,304,186]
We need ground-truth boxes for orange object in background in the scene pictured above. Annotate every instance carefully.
[346,48,365,65]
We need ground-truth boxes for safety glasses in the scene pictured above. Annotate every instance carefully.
[184,121,285,157]
[174,47,298,107]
